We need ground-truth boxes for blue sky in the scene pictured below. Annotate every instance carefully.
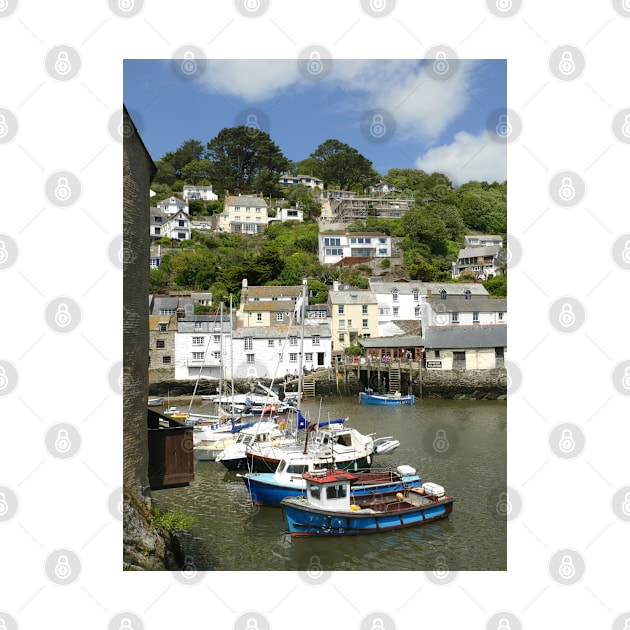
[123,59,506,186]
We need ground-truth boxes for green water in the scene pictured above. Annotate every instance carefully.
[151,396,507,571]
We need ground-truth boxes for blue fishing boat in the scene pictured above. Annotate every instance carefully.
[241,452,420,506]
[359,390,415,406]
[280,470,454,537]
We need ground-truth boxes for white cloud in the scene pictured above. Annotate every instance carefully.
[200,59,481,144]
[414,130,507,185]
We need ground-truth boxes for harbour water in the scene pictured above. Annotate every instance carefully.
[151,396,507,571]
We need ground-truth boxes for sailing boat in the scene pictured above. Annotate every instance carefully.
[243,279,396,474]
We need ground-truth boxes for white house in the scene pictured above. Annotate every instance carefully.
[422,324,507,370]
[421,295,507,327]
[174,315,230,381]
[214,194,269,234]
[156,195,189,215]
[182,185,218,201]
[463,234,504,248]
[318,232,392,265]
[278,172,324,190]
[451,245,504,280]
[268,207,303,225]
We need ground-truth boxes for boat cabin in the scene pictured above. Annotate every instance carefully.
[303,470,357,511]
[274,453,328,479]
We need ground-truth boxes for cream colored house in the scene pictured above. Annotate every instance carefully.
[214,194,269,234]
[328,288,379,358]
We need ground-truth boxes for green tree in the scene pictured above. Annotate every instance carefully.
[284,185,321,221]
[181,159,213,184]
[206,126,290,195]
[153,139,205,186]
[483,274,507,297]
[401,207,449,255]
[310,139,379,190]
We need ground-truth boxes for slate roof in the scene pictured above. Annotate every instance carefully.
[231,324,331,339]
[422,325,507,349]
[456,245,502,259]
[243,285,302,299]
[225,195,268,208]
[328,291,378,305]
[359,335,423,349]
[426,296,507,312]
[370,281,489,297]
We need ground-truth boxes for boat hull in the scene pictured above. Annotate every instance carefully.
[246,451,372,474]
[359,392,415,406]
[281,493,453,536]
[243,472,421,506]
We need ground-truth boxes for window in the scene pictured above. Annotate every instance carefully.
[290,336,298,346]
[312,335,320,345]
[160,309,176,315]
[440,289,447,300]
[158,323,168,332]
[246,354,255,363]
[256,313,263,322]
[154,216,162,223]
[473,312,480,323]
[338,333,345,342]
[244,338,253,351]
[347,319,352,328]
[309,484,321,500]
[192,337,204,346]
[289,353,298,362]
[154,227,161,235]
[211,334,219,343]
[162,356,171,364]
[305,352,313,362]
[362,305,368,315]
[451,312,459,324]
[498,312,504,321]
[414,306,420,318]
[192,352,204,361]
[393,307,399,317]
[194,322,202,331]
[276,313,284,322]
[464,289,472,300]
[177,232,186,239]
[156,340,165,349]
[326,484,347,499]
[339,320,345,329]
[435,350,440,359]
[268,339,275,347]
[324,237,341,247]
[362,319,368,328]
[178,220,185,227]
[413,289,419,302]
[392,290,399,302]
[212,351,221,359]
[338,305,344,315]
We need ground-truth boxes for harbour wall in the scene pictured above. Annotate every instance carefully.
[148,365,507,401]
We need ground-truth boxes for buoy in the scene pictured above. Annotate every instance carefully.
[349,504,361,511]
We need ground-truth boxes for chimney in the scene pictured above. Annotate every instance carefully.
[427,288,432,295]
[333,281,339,292]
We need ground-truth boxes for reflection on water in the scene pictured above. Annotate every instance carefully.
[152,397,507,571]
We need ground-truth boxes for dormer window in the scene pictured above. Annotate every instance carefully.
[392,289,399,302]
[464,289,471,300]
[440,289,447,300]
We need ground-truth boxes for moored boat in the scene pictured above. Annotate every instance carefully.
[241,454,420,506]
[359,390,415,406]
[280,469,454,537]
